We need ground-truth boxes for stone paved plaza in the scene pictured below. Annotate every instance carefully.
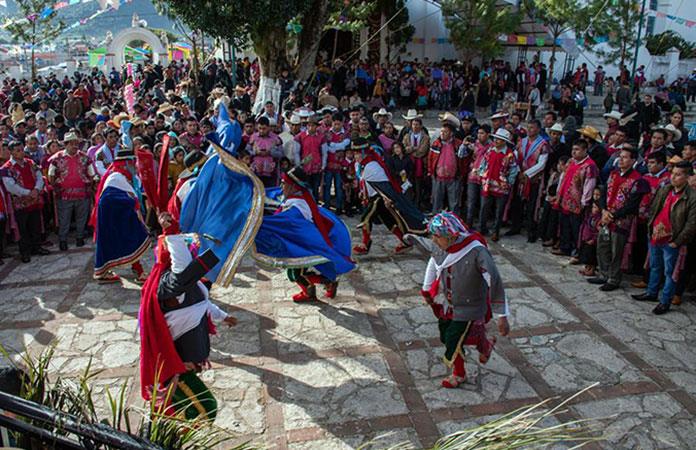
[0,215,695,450]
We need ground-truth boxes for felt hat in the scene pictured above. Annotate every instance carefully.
[372,108,393,121]
[603,110,622,121]
[546,123,564,134]
[491,128,514,145]
[438,111,461,129]
[663,124,682,142]
[401,109,422,120]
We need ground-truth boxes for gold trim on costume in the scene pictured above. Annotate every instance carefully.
[177,380,209,420]
[212,144,265,287]
[251,244,331,269]
[442,321,472,368]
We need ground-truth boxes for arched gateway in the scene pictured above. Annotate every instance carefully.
[105,27,169,67]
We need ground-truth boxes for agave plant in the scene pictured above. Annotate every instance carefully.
[0,343,256,450]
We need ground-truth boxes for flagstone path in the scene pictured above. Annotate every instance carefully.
[1,217,695,450]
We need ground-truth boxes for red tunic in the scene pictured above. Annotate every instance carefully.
[294,131,326,175]
[651,189,683,245]
[481,148,516,198]
[639,169,670,222]
[1,159,43,212]
[557,157,598,215]
[605,169,642,232]
[48,150,92,200]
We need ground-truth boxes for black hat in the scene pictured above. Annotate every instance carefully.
[114,146,135,161]
[281,165,310,190]
[179,150,208,179]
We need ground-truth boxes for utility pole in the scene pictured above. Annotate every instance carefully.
[631,0,647,89]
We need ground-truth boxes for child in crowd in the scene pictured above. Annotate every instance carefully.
[540,155,569,248]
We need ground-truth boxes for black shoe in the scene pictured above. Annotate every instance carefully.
[527,234,538,243]
[599,283,620,292]
[652,303,670,315]
[587,277,607,285]
[33,247,50,256]
[504,229,521,237]
[76,238,85,247]
[21,255,30,263]
[59,241,68,251]
[631,292,657,302]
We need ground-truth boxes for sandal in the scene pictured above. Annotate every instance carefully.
[394,242,412,254]
[96,271,120,284]
[441,375,466,389]
[352,241,372,255]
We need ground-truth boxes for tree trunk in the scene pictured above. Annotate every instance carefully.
[31,21,36,80]
[295,0,332,81]
[252,26,291,114]
[547,42,557,96]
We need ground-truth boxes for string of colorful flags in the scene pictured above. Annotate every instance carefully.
[3,0,132,31]
[648,10,696,27]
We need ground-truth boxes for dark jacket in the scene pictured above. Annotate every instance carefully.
[649,185,696,247]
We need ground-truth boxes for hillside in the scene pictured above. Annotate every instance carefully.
[0,0,178,43]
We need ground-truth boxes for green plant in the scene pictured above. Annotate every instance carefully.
[0,343,254,449]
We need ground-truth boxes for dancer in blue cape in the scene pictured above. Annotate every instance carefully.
[254,166,355,302]
[90,121,150,283]
[179,104,264,286]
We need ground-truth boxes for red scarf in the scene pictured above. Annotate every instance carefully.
[361,150,402,194]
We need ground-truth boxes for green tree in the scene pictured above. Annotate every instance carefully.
[441,0,520,62]
[582,0,642,68]
[645,30,696,59]
[155,0,333,112]
[522,0,590,91]
[3,0,65,79]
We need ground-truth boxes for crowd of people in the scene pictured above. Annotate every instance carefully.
[0,53,694,423]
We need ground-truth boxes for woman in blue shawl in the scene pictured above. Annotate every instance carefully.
[254,166,355,302]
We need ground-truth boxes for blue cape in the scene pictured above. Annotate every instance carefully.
[94,186,150,276]
[207,104,241,156]
[180,150,264,286]
[254,202,355,281]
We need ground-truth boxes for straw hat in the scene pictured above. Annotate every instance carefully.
[401,109,422,120]
[489,111,510,120]
[438,111,461,129]
[108,112,130,129]
[663,124,682,142]
[372,108,393,121]
[578,126,602,142]
[157,103,175,115]
[63,132,80,143]
[603,110,622,121]
[491,128,514,145]
[546,123,564,134]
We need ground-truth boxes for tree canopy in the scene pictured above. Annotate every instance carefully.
[645,30,696,59]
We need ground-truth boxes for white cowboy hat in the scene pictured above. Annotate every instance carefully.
[489,111,510,120]
[401,109,422,120]
[603,110,623,121]
[157,102,175,115]
[63,132,80,142]
[491,128,514,145]
[294,108,314,119]
[372,108,393,121]
[288,115,302,125]
[438,111,461,129]
[663,124,682,142]
[546,123,564,134]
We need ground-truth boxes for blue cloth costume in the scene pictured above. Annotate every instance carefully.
[93,122,149,278]
[180,104,264,286]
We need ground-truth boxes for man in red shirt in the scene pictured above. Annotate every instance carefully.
[294,115,326,199]
[632,162,696,314]
[0,141,50,263]
[48,132,95,251]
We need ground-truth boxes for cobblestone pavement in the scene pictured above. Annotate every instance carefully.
[1,214,695,450]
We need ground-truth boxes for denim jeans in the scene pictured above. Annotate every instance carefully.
[647,243,680,305]
[466,182,480,227]
[323,171,344,211]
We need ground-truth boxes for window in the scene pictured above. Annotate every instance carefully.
[647,16,656,36]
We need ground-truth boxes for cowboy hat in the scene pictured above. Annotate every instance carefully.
[603,110,622,121]
[372,108,393,121]
[663,124,682,142]
[210,86,227,96]
[157,103,175,115]
[578,126,602,142]
[546,123,564,134]
[288,115,302,125]
[401,109,422,120]
[438,111,461,129]
[491,128,514,145]
[108,112,130,129]
[63,132,80,142]
[130,116,146,127]
[489,111,510,120]
[295,108,314,119]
